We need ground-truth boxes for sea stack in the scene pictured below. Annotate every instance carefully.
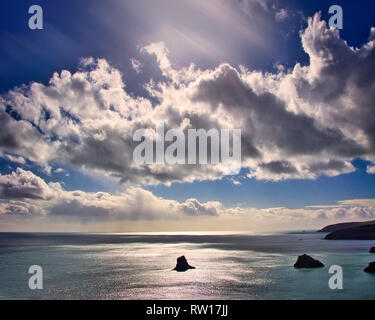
[294,254,324,269]
[369,247,375,253]
[364,261,375,273]
[173,255,195,272]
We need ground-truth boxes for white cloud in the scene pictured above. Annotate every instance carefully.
[0,168,60,200]
[130,58,142,74]
[1,154,26,164]
[0,169,221,221]
[0,13,374,186]
[275,8,288,22]
[0,169,373,225]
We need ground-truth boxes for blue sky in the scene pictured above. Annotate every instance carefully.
[148,160,375,209]
[1,0,375,93]
[0,0,375,231]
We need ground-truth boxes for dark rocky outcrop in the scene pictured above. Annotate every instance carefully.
[324,225,375,240]
[364,261,375,273]
[369,247,375,253]
[318,222,363,233]
[319,220,375,240]
[294,254,324,269]
[173,255,195,272]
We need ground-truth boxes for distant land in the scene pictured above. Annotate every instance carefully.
[318,220,375,240]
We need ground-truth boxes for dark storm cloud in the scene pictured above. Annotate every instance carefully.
[0,168,52,200]
[260,161,297,174]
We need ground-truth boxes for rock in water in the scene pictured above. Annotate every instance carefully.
[364,261,375,273]
[369,247,375,253]
[294,254,324,269]
[173,255,195,272]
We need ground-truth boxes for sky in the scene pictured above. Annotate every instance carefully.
[0,0,375,232]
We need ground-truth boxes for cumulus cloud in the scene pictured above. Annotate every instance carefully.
[0,169,221,221]
[130,58,142,74]
[1,153,26,164]
[0,13,374,186]
[0,168,58,200]
[226,201,375,223]
[275,8,288,22]
[367,165,375,174]
[178,198,221,216]
[0,168,374,229]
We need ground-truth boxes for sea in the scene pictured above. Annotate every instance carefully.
[0,231,374,300]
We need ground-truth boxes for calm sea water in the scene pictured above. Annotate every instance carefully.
[0,231,374,300]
